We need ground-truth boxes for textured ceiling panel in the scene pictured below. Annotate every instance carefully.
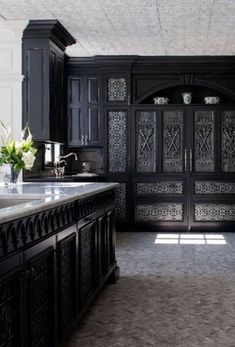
[0,0,235,56]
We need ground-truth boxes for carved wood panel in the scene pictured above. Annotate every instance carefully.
[163,111,183,172]
[106,211,114,269]
[0,274,20,347]
[79,222,95,303]
[97,216,106,280]
[136,112,157,173]
[28,248,54,347]
[57,233,76,334]
[222,111,235,172]
[194,111,215,172]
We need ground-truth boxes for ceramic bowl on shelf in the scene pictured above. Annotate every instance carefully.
[153,97,169,105]
[204,96,220,104]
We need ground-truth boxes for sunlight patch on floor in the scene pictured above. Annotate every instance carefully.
[154,234,227,245]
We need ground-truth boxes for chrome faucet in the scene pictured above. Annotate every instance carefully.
[54,153,78,178]
[59,152,78,161]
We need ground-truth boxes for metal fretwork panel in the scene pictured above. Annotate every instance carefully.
[195,181,235,194]
[107,78,127,102]
[136,203,183,222]
[195,203,235,221]
[194,111,215,172]
[163,111,183,172]
[108,111,127,173]
[136,182,183,195]
[136,112,157,172]
[222,111,235,172]
[115,183,127,221]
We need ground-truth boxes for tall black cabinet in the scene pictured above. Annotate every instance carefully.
[22,20,76,143]
[66,57,235,231]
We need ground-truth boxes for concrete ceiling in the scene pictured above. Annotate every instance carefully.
[0,0,235,57]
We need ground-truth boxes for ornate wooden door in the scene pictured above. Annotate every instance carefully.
[134,107,188,231]
[134,106,235,231]
[189,107,235,231]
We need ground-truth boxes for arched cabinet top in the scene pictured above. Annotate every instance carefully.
[135,81,235,105]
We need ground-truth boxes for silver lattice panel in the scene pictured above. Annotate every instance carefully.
[195,203,235,221]
[108,111,127,173]
[107,78,127,102]
[136,182,183,195]
[195,182,235,194]
[136,203,183,222]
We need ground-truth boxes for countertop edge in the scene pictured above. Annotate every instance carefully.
[0,182,119,225]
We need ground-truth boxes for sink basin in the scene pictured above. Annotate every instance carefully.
[72,173,98,177]
[0,198,41,209]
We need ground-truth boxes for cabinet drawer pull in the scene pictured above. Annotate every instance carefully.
[81,134,85,145]
[84,216,92,223]
[85,134,88,146]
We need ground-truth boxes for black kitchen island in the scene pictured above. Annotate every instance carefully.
[0,182,119,347]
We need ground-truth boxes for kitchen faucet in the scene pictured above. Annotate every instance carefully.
[54,152,78,178]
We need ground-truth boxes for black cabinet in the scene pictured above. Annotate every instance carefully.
[67,76,102,147]
[0,189,118,347]
[25,240,55,347]
[78,219,96,308]
[0,270,22,347]
[57,226,77,337]
[22,20,76,143]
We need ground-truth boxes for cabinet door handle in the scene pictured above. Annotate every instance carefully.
[81,134,84,145]
[184,148,187,171]
[84,216,93,223]
[85,134,88,146]
[189,149,193,172]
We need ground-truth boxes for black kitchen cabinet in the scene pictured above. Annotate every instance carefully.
[67,76,102,147]
[57,226,77,338]
[22,20,76,143]
[0,188,118,347]
[24,239,56,347]
[0,265,22,347]
[78,219,96,308]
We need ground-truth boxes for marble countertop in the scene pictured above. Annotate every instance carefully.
[0,182,118,224]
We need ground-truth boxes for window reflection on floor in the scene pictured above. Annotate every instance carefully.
[154,234,227,245]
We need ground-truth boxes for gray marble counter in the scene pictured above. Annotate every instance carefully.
[0,182,118,224]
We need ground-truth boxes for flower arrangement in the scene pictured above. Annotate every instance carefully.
[0,121,37,172]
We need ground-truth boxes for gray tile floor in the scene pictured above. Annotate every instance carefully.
[63,232,235,347]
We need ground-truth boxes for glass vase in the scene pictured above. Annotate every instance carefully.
[1,164,21,185]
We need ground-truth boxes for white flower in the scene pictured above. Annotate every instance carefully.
[22,151,35,170]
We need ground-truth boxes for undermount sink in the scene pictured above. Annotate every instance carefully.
[0,198,41,209]
[72,173,98,177]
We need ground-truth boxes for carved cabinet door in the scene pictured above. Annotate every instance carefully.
[189,107,235,230]
[134,108,188,231]
[78,220,96,309]
[25,244,55,347]
[134,106,235,231]
[0,270,22,347]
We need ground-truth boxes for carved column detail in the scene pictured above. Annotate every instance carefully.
[136,111,157,173]
[222,111,235,172]
[194,111,215,172]
[163,111,183,172]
